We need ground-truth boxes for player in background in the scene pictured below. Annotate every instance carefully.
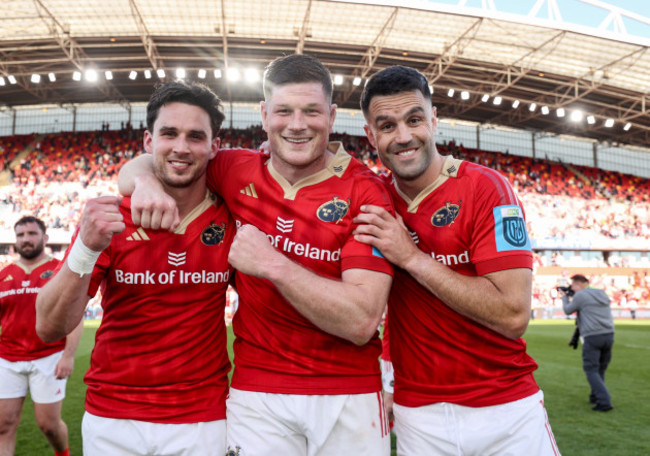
[118,54,394,456]
[35,81,234,456]
[354,65,561,455]
[0,216,82,456]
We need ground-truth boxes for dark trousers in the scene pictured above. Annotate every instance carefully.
[582,332,614,407]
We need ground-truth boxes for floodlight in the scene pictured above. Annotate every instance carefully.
[85,69,98,82]
[460,91,470,100]
[144,70,152,79]
[541,106,549,115]
[587,115,595,125]
[0,77,5,86]
[197,69,206,79]
[175,68,185,79]
[447,88,455,97]
[48,72,56,82]
[481,94,489,102]
[529,103,536,112]
[214,69,222,79]
[72,71,82,81]
[31,74,41,84]
[570,110,583,122]
[128,71,137,80]
[157,69,166,78]
[623,122,631,131]
[244,68,260,83]
[8,75,17,84]
[493,96,502,105]
[226,68,240,82]
[105,71,113,80]
[333,75,344,85]
[604,118,614,128]
[353,77,362,86]
[512,100,520,108]
[556,108,565,118]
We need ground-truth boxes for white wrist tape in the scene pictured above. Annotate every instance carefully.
[66,237,102,278]
[380,359,395,394]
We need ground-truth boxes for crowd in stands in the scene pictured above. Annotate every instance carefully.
[1,126,648,313]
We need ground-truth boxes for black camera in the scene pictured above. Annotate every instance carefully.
[556,285,575,297]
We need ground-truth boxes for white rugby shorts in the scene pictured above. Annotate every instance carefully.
[0,351,66,403]
[82,412,226,456]
[226,388,391,456]
[394,390,561,456]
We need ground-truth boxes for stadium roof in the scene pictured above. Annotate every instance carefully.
[2,0,650,149]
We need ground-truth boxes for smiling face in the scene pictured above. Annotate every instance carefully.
[261,82,336,183]
[144,102,218,191]
[364,89,441,191]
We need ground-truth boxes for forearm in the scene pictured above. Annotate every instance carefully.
[36,264,92,343]
[563,295,578,314]
[61,318,84,359]
[403,252,531,339]
[117,153,155,196]
[268,257,391,345]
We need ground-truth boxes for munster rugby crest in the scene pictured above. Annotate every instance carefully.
[40,270,54,279]
[431,201,461,227]
[201,223,226,246]
[317,197,350,223]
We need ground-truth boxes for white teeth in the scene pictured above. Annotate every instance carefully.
[170,161,189,166]
[396,149,416,156]
[286,138,310,144]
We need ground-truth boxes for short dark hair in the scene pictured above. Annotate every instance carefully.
[14,216,46,234]
[361,65,431,115]
[263,54,333,103]
[571,274,589,284]
[146,80,225,139]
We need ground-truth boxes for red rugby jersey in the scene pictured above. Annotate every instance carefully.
[386,156,539,407]
[63,195,234,423]
[0,257,65,361]
[207,144,393,394]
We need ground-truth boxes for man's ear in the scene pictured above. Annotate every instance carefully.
[143,130,153,154]
[363,125,376,149]
[210,137,220,160]
[260,101,269,132]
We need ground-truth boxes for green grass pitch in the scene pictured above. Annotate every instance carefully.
[14,320,650,455]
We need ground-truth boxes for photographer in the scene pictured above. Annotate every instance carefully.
[561,274,615,412]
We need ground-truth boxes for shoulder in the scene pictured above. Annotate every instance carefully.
[0,263,16,279]
[216,148,261,163]
[459,161,519,206]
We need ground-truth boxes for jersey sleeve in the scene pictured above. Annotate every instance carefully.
[340,172,394,276]
[469,168,533,275]
[207,148,259,197]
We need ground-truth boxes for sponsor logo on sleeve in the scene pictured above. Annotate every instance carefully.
[493,205,531,251]
[240,183,258,198]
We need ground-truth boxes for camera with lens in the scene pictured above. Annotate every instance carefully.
[556,285,574,297]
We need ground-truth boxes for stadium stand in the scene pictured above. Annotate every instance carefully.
[0,127,648,318]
